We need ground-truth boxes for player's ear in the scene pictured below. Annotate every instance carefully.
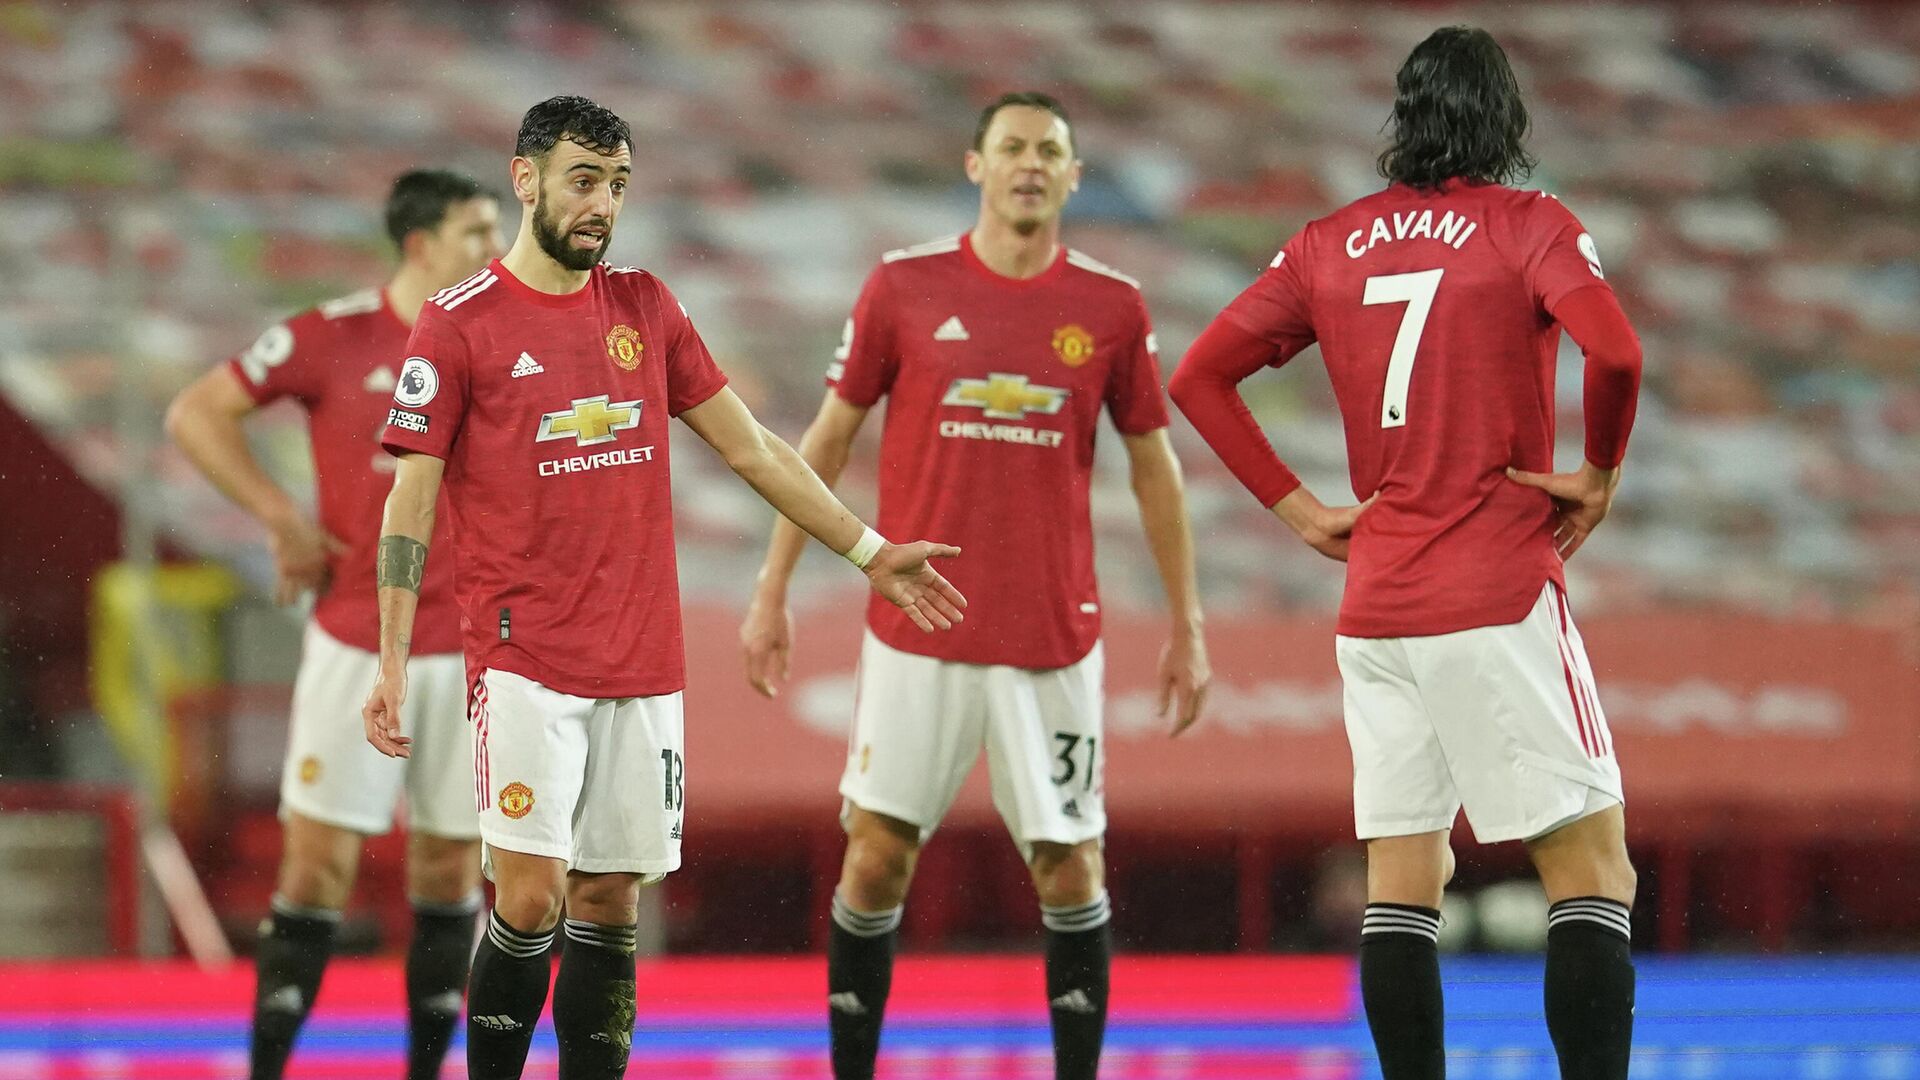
[510,156,540,206]
[964,149,985,186]
[1067,158,1083,194]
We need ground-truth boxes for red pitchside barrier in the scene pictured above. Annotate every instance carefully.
[678,602,1920,839]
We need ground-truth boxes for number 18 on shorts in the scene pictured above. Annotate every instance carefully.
[470,667,685,884]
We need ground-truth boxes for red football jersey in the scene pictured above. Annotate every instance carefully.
[227,288,461,655]
[1222,181,1613,638]
[380,260,729,698]
[831,234,1170,669]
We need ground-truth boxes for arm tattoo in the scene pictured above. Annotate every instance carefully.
[376,535,428,593]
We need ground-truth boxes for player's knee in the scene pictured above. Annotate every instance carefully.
[493,874,566,933]
[565,872,643,927]
[1029,841,1104,908]
[839,835,917,910]
[277,849,356,910]
[406,835,482,904]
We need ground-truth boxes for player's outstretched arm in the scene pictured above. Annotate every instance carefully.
[1121,429,1211,734]
[741,391,872,698]
[680,387,966,634]
[165,366,346,604]
[362,452,443,759]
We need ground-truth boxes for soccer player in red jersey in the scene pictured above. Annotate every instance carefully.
[1170,29,1643,1080]
[741,92,1211,1080]
[166,170,502,1080]
[364,96,965,1080]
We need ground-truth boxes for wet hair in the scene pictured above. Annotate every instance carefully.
[383,169,490,250]
[973,91,1076,156]
[514,95,633,161]
[1377,27,1537,189]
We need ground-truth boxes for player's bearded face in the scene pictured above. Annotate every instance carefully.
[533,182,613,272]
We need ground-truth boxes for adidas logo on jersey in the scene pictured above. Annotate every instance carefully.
[363,366,396,394]
[471,1014,523,1031]
[669,820,682,840]
[1061,798,1082,820]
[828,992,868,1015]
[510,352,545,378]
[1050,989,1097,1014]
[933,316,970,342]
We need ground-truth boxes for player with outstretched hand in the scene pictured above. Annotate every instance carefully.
[363,95,964,1080]
[1171,27,1643,1080]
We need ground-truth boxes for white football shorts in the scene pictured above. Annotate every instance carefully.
[279,621,477,839]
[839,632,1106,855]
[1337,583,1624,844]
[469,667,683,883]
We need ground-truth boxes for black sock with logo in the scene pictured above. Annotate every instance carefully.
[552,919,639,1080]
[405,892,480,1080]
[249,896,339,1080]
[1042,892,1112,1080]
[465,910,554,1080]
[827,892,901,1080]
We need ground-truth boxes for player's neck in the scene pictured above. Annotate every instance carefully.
[968,219,1061,281]
[500,239,591,296]
[384,266,439,328]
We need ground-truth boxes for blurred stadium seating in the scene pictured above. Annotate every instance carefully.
[2,0,1916,619]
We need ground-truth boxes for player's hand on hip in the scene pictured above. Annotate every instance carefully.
[1272,489,1374,563]
[1505,461,1621,560]
[1158,627,1212,737]
[361,666,412,758]
[269,517,348,605]
[740,596,794,698]
[864,540,967,632]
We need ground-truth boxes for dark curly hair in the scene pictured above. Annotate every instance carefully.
[515,95,632,161]
[1378,27,1537,190]
[973,91,1075,157]
[383,169,489,250]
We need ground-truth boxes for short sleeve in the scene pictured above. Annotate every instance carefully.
[380,305,470,460]
[1526,195,1612,315]
[225,314,319,406]
[1219,229,1318,362]
[826,265,899,407]
[1105,291,1171,435]
[656,280,729,417]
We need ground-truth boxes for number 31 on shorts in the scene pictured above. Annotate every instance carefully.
[1363,268,1443,429]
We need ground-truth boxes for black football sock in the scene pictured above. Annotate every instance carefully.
[405,891,481,1080]
[1545,897,1635,1080]
[249,895,340,1080]
[827,891,902,1080]
[552,918,639,1080]
[465,910,555,1080]
[1359,903,1446,1080]
[1042,891,1112,1080]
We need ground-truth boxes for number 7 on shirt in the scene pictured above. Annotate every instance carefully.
[1363,268,1444,429]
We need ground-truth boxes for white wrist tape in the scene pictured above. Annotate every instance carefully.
[844,527,885,570]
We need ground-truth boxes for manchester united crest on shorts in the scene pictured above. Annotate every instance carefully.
[497,781,535,819]
[605,325,644,371]
[1051,324,1094,367]
[298,755,323,785]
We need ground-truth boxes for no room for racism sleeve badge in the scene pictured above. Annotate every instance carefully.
[606,325,645,371]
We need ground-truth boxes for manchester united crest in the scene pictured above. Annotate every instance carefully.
[605,324,644,371]
[498,781,536,820]
[1052,324,1095,367]
[298,756,323,785]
